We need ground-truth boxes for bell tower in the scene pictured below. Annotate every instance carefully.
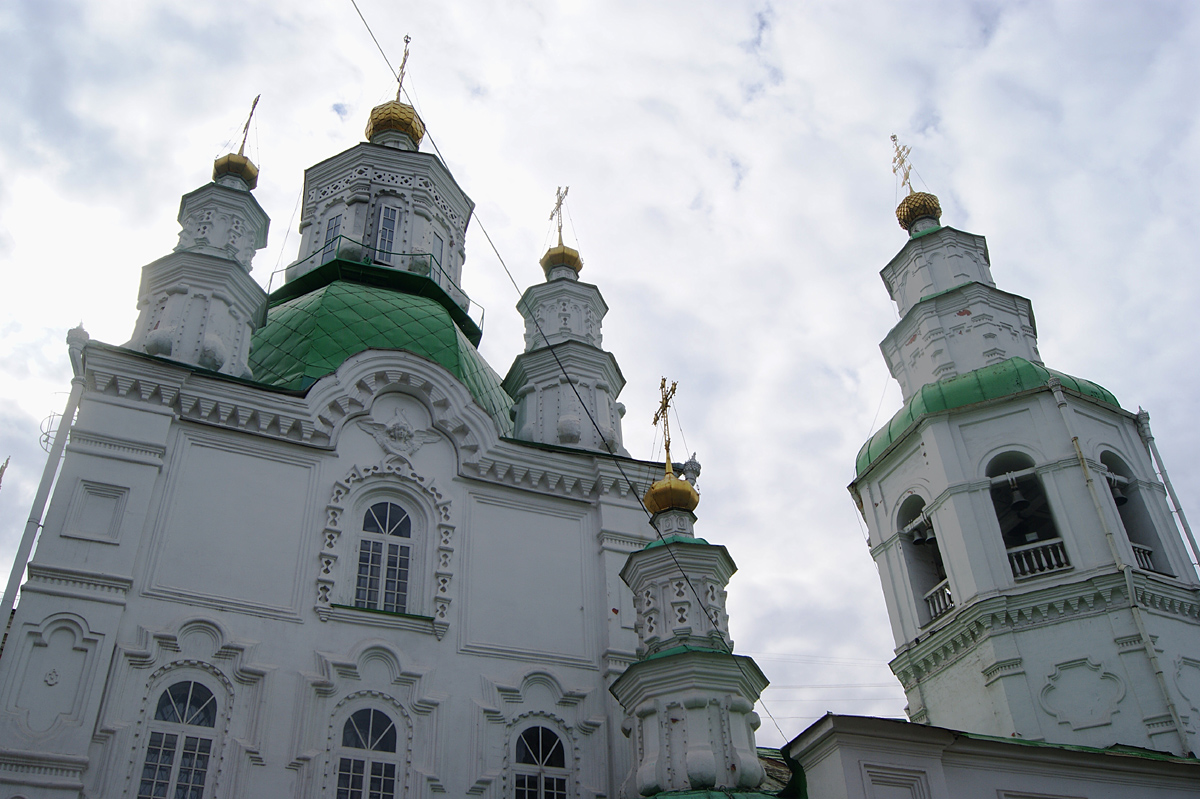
[851,154,1200,756]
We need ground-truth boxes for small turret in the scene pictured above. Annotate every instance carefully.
[610,383,768,795]
[504,188,628,453]
[126,100,269,377]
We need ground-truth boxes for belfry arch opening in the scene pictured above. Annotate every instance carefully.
[1101,451,1171,575]
[898,495,951,624]
[986,452,1069,579]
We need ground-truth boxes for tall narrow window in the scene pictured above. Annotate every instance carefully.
[323,214,343,263]
[138,681,218,799]
[898,495,950,623]
[337,709,398,799]
[1101,452,1171,575]
[430,230,444,267]
[986,452,1069,578]
[514,726,568,799]
[355,502,412,614]
[377,207,398,264]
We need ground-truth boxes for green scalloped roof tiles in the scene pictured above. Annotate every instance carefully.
[248,280,513,435]
[855,357,1119,477]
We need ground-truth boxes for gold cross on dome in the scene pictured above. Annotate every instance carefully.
[653,378,678,475]
[395,34,412,100]
[891,134,913,195]
[549,186,569,245]
[237,94,260,156]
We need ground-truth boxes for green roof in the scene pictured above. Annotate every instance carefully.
[248,279,513,435]
[855,357,1119,477]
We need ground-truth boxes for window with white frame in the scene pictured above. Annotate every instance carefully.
[337,708,399,799]
[430,229,444,267]
[355,502,412,614]
[513,726,569,799]
[137,680,219,799]
[376,206,398,264]
[322,213,343,263]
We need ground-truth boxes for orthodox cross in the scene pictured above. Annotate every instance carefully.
[237,94,261,157]
[653,378,678,476]
[891,134,913,195]
[395,34,412,100]
[549,186,569,245]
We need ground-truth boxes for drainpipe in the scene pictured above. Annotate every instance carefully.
[1047,378,1191,755]
[1136,408,1200,578]
[0,326,89,630]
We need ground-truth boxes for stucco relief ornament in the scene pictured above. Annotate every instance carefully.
[358,410,440,460]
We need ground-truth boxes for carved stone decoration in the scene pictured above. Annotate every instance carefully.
[1039,658,1126,730]
[358,410,440,460]
[315,459,456,639]
[1173,656,1200,718]
[470,670,603,798]
[4,613,100,737]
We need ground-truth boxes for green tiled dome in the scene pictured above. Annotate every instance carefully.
[249,280,513,434]
[855,357,1118,477]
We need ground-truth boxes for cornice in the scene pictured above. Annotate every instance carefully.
[890,571,1200,688]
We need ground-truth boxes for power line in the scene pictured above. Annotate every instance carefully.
[344,0,788,743]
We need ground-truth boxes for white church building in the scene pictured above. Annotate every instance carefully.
[2,92,1200,799]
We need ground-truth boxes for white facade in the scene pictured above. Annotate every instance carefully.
[788,714,1200,799]
[0,116,770,798]
[848,199,1200,757]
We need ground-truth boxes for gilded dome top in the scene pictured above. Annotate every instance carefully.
[539,242,583,276]
[366,100,426,148]
[895,191,941,231]
[213,153,259,191]
[643,473,700,514]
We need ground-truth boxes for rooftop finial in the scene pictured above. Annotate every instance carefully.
[237,94,261,157]
[653,377,678,478]
[395,34,411,101]
[549,186,569,247]
[213,96,262,190]
[891,135,942,233]
[891,134,914,196]
[539,186,583,277]
[643,378,699,514]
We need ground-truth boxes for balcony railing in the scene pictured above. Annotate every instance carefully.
[1008,537,1071,579]
[269,235,485,332]
[923,578,954,622]
[1131,543,1155,571]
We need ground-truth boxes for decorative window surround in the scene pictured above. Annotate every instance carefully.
[315,460,455,640]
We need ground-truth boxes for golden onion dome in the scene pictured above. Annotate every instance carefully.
[539,242,583,276]
[643,473,700,515]
[896,191,942,231]
[365,99,426,147]
[213,153,259,191]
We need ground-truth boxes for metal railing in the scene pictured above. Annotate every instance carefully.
[1008,537,1071,579]
[1131,543,1156,571]
[923,578,954,622]
[268,235,485,331]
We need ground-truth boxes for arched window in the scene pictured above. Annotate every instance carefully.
[355,502,412,614]
[897,495,951,623]
[137,681,218,799]
[1101,452,1171,575]
[986,452,1069,578]
[337,708,398,799]
[514,726,568,799]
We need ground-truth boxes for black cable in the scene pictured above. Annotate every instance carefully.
[345,0,788,743]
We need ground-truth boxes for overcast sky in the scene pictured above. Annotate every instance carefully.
[2,0,1199,748]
